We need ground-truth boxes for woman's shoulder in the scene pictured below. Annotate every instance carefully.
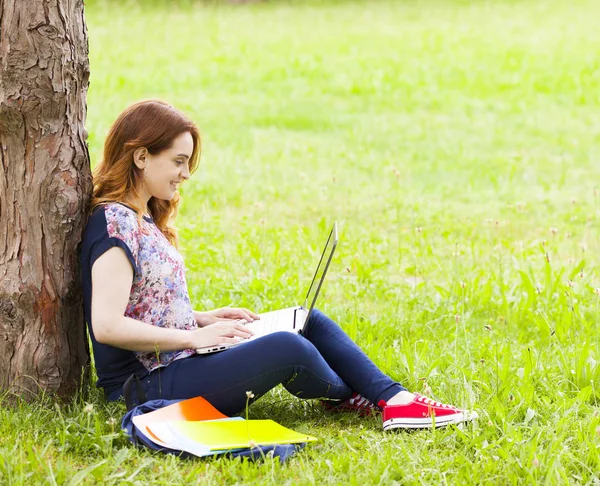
[102,202,138,218]
[89,201,135,217]
[82,203,143,271]
[88,203,141,237]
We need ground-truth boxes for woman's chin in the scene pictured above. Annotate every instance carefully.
[153,192,176,201]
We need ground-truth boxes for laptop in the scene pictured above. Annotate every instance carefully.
[196,222,339,355]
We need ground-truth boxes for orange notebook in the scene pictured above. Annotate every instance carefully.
[132,396,227,447]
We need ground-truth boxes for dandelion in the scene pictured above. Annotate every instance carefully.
[550,227,558,235]
[83,403,94,415]
[244,391,255,436]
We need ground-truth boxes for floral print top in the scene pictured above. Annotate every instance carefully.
[88,203,196,374]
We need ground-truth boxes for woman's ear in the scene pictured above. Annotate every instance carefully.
[133,147,148,169]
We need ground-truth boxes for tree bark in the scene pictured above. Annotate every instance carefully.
[0,0,91,397]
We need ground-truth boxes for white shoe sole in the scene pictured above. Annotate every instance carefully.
[383,410,479,430]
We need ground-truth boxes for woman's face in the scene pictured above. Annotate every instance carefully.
[142,131,194,201]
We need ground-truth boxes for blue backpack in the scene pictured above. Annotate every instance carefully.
[120,374,303,463]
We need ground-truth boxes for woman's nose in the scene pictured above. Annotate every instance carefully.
[181,164,190,180]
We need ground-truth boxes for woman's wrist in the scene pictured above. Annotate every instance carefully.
[185,327,203,349]
[193,310,212,328]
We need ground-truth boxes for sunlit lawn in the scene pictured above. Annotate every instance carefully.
[2,0,600,483]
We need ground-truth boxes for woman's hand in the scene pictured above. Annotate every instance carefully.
[194,307,260,327]
[192,320,255,349]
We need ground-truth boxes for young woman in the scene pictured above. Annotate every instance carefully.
[81,100,478,431]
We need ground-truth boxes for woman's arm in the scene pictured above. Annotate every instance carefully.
[194,307,260,327]
[91,247,253,352]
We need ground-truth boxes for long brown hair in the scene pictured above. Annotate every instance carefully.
[92,100,201,246]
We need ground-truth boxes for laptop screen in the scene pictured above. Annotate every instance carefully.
[303,222,338,314]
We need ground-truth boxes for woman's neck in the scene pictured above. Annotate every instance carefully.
[121,197,151,218]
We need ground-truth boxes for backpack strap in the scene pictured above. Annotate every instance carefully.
[123,373,147,411]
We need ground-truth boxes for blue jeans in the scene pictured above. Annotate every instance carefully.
[109,309,405,415]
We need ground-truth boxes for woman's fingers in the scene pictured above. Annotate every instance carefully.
[217,329,252,344]
[231,309,256,322]
[220,336,245,344]
[228,327,253,339]
[221,307,260,322]
[216,321,254,338]
[241,308,260,320]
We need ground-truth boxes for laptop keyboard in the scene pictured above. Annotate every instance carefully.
[246,313,284,337]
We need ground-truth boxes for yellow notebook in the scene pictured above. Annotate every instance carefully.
[132,396,228,447]
[155,419,318,451]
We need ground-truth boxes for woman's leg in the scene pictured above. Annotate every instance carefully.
[302,309,405,405]
[135,331,354,416]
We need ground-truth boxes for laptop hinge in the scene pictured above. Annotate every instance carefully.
[293,307,308,332]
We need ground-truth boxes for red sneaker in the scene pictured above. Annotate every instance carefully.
[322,392,378,417]
[379,393,478,430]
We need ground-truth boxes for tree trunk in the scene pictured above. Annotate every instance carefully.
[0,0,91,397]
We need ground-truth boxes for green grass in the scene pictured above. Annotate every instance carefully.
[3,0,600,483]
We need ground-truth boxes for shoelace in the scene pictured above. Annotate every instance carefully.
[348,393,375,410]
[415,395,453,409]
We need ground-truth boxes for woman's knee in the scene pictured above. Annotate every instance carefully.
[258,331,318,365]
[305,308,339,335]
